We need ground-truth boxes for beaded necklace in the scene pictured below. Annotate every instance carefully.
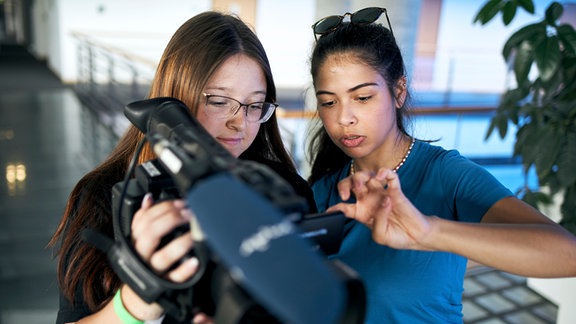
[350,137,415,175]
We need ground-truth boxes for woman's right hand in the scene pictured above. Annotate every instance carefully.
[327,168,432,251]
[122,193,200,321]
[132,193,199,282]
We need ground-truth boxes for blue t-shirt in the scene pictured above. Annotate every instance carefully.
[312,140,513,323]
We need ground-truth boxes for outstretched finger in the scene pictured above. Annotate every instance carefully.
[375,168,401,191]
[365,174,390,193]
[327,199,378,227]
[329,200,380,229]
[337,171,375,201]
[326,202,356,218]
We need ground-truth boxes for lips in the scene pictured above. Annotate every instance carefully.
[341,135,364,148]
[217,137,242,146]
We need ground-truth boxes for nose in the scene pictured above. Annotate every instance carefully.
[227,106,247,130]
[337,104,357,126]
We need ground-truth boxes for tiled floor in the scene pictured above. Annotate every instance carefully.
[463,265,557,323]
[0,42,559,324]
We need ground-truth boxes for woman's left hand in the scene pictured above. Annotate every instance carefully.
[327,168,433,250]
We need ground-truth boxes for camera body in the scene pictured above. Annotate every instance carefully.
[94,97,365,323]
[111,158,351,322]
[112,159,177,239]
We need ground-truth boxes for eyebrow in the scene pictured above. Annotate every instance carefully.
[315,82,380,96]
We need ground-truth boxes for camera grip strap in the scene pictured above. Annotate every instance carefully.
[80,227,200,321]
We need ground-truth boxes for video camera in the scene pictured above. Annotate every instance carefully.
[82,97,365,323]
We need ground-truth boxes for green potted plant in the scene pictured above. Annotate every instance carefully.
[474,0,576,235]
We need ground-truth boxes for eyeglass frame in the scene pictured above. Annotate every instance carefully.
[202,93,278,124]
[311,7,394,41]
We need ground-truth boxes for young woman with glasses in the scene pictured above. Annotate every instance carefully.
[308,7,576,323]
[49,11,314,324]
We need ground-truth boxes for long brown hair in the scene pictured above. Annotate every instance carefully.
[49,11,297,311]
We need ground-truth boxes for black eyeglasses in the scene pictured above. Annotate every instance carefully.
[312,7,393,41]
[202,93,277,123]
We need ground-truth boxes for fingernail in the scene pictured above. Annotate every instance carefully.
[181,208,193,220]
[187,256,199,269]
[172,199,186,208]
[141,192,153,208]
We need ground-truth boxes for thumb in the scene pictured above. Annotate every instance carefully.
[327,203,356,219]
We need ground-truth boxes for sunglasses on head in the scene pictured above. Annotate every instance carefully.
[312,7,393,41]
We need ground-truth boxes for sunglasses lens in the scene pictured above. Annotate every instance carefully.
[351,7,383,24]
[314,15,343,34]
[312,7,392,40]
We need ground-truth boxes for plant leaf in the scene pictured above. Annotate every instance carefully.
[545,2,564,25]
[559,186,576,235]
[473,0,505,25]
[521,188,551,209]
[557,24,576,56]
[514,41,534,85]
[517,0,535,14]
[533,126,561,180]
[503,22,543,60]
[502,1,518,25]
[486,107,513,140]
[557,133,576,187]
[496,113,509,138]
[514,123,538,166]
[500,89,518,106]
[485,118,497,140]
[534,35,561,82]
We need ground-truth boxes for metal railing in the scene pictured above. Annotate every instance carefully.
[72,31,157,136]
[71,32,517,176]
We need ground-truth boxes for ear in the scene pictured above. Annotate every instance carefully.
[394,75,407,109]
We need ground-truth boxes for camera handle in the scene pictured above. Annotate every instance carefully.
[80,226,208,321]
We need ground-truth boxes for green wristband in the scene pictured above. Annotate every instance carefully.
[113,288,144,324]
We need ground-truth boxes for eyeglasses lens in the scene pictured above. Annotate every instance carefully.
[204,94,275,123]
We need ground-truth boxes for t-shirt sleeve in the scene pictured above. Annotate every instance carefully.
[440,151,514,223]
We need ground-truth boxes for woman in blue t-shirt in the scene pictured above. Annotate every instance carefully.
[308,7,576,323]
